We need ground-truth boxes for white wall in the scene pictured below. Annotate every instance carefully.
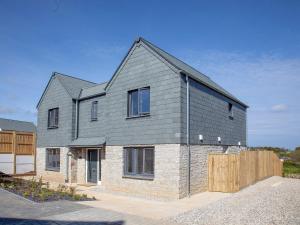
[0,154,13,174]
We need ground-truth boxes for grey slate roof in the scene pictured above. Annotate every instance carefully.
[69,136,106,147]
[39,38,247,107]
[0,118,36,132]
[139,38,248,107]
[54,73,97,99]
[79,82,108,99]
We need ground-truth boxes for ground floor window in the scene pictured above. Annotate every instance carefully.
[124,147,154,178]
[46,148,60,171]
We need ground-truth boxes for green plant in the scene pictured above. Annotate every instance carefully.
[72,194,82,201]
[69,186,76,195]
[57,184,68,192]
[284,161,300,176]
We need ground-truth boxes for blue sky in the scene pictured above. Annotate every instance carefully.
[0,0,299,149]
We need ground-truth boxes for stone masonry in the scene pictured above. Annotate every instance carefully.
[102,144,181,200]
[36,147,69,183]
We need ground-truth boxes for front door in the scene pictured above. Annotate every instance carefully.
[87,149,98,183]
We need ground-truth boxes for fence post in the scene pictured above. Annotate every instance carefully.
[33,133,37,174]
[12,131,16,175]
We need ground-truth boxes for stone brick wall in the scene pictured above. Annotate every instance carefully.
[102,144,181,200]
[179,145,245,196]
[36,147,69,183]
[74,148,87,184]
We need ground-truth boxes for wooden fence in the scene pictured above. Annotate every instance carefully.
[0,131,36,175]
[208,150,283,192]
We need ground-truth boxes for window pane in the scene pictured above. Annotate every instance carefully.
[54,108,59,126]
[126,149,134,173]
[137,149,144,174]
[91,102,98,120]
[144,148,154,175]
[129,90,138,116]
[139,88,150,114]
[48,108,59,127]
[46,148,60,170]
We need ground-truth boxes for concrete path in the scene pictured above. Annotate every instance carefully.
[75,187,230,220]
[0,188,157,225]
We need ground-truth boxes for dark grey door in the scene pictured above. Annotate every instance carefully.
[87,149,98,183]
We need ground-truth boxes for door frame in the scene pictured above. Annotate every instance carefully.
[85,148,101,185]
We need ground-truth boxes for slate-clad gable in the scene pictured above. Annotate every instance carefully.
[37,37,248,147]
[37,76,74,147]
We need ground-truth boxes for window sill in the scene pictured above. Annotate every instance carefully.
[90,119,98,122]
[122,175,154,181]
[126,114,150,120]
[47,126,58,129]
[45,168,60,172]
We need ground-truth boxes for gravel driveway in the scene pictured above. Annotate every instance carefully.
[168,176,300,225]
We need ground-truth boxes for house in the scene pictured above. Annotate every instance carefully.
[0,118,36,175]
[36,37,248,199]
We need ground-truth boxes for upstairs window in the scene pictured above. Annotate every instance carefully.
[128,87,150,117]
[228,103,234,118]
[124,147,154,178]
[91,101,98,121]
[48,108,59,128]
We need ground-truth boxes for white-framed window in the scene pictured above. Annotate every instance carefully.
[124,147,154,178]
[46,148,60,171]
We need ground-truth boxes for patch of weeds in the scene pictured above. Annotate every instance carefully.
[0,177,94,202]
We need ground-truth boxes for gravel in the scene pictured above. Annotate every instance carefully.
[167,177,300,225]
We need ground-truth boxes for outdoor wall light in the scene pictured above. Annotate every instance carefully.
[217,137,221,143]
[199,134,203,141]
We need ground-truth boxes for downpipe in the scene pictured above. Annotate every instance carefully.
[66,99,79,183]
[186,75,191,197]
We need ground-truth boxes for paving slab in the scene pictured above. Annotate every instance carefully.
[76,187,230,219]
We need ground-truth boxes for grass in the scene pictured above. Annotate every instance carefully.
[0,177,95,202]
[283,161,300,177]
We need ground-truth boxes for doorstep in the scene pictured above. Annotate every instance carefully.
[76,183,97,187]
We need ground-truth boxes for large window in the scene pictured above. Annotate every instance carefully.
[124,147,154,178]
[48,108,59,128]
[91,101,98,121]
[46,148,60,171]
[128,87,150,117]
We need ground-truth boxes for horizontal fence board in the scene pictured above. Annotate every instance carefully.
[208,150,283,192]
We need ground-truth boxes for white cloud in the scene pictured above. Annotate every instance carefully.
[271,104,288,112]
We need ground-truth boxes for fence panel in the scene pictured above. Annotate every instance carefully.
[0,131,36,175]
[208,150,282,192]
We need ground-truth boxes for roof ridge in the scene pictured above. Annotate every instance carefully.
[139,38,211,80]
[138,37,248,107]
[53,72,97,85]
[81,81,108,90]
[55,75,74,99]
